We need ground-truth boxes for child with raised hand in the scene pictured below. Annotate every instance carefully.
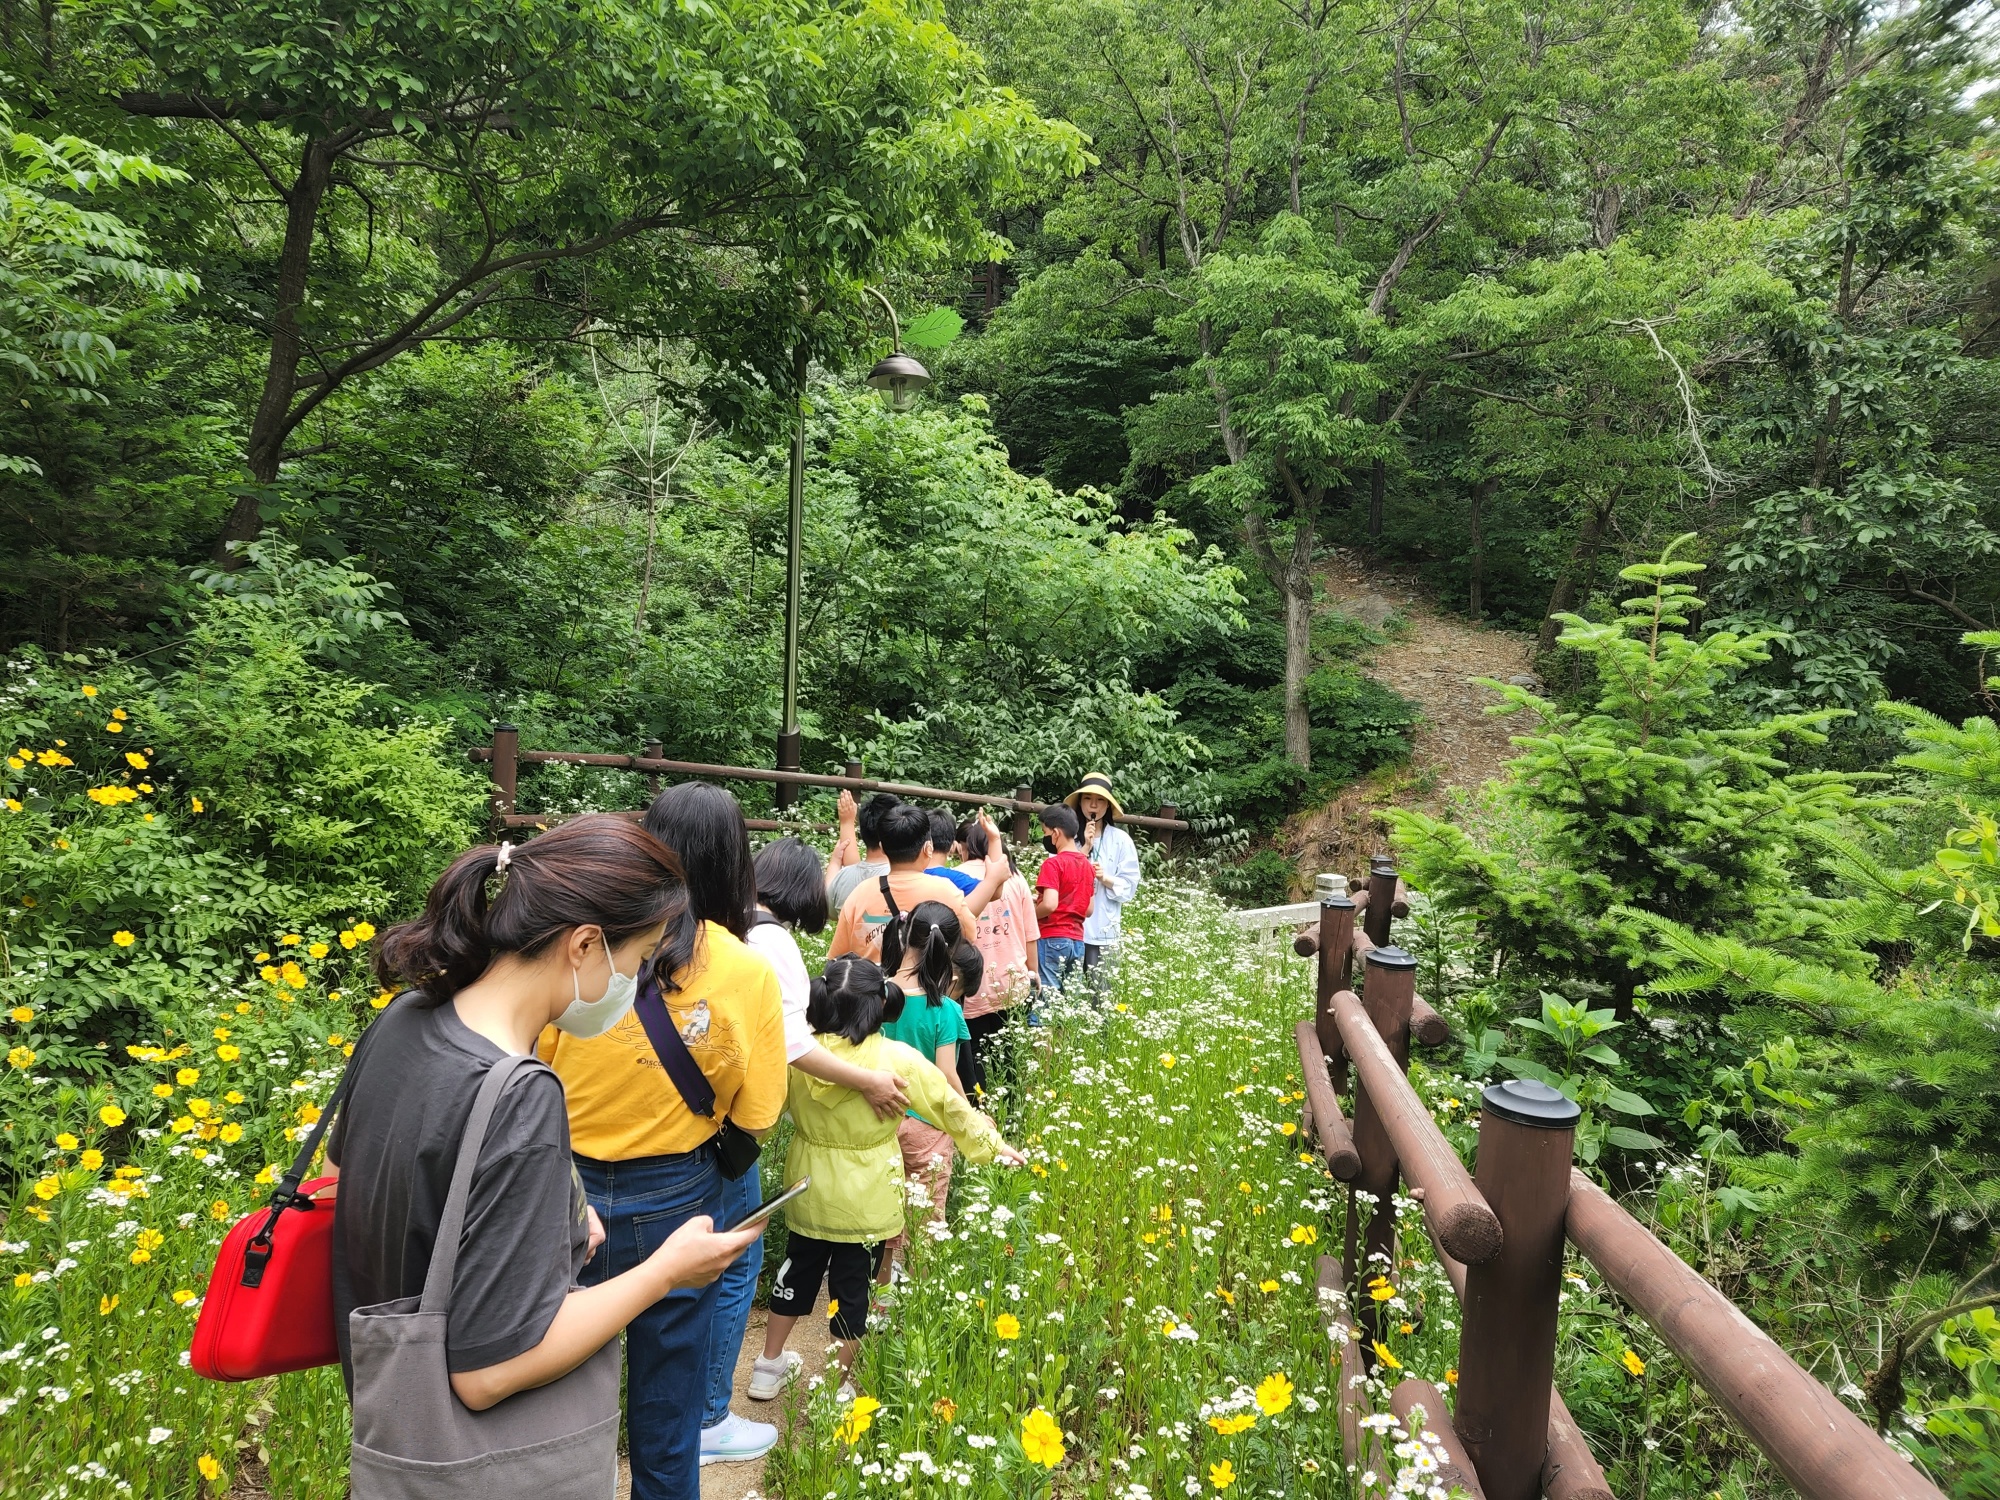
[749,957,1025,1404]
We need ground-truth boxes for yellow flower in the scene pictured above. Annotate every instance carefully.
[235,1001,251,1015]
[81,685,98,697]
[327,1034,344,1048]
[224,1090,244,1105]
[111,930,137,948]
[99,1104,126,1127]
[177,1067,200,1085]
[339,929,358,949]
[99,1294,119,1315]
[1214,1285,1236,1306]
[1020,1407,1065,1469]
[111,707,127,721]
[198,1454,221,1482]
[188,1098,212,1120]
[994,1312,1021,1339]
[1,798,18,813]
[216,1045,240,1062]
[1288,1224,1317,1245]
[33,1176,59,1200]
[213,1027,231,1040]
[1156,1204,1173,1222]
[1141,1232,1157,1244]
[219,1123,243,1143]
[1621,1349,1646,1378]
[824,1298,838,1318]
[197,1123,220,1141]
[211,1200,231,1221]
[281,961,306,989]
[1254,1372,1294,1416]
[297,1102,321,1127]
[125,752,149,770]
[104,720,124,733]
[280,934,302,946]
[190,797,204,813]
[1159,1052,1176,1068]
[1372,1341,1402,1371]
[351,921,376,941]
[1445,1368,1458,1386]
[7,1046,34,1070]
[308,941,329,959]
[255,1164,277,1185]
[834,1395,880,1445]
[170,1116,195,1134]
[932,1396,957,1423]
[56,1132,78,1150]
[1259,1279,1279,1293]
[12,1272,29,1288]
[152,1083,173,1098]
[1369,1281,1396,1303]
[1278,1121,1298,1137]
[3,1006,23,1024]
[371,990,394,1009]
[172,1289,197,1305]
[79,1149,103,1171]
[1238,1181,1251,1193]
[1208,1413,1256,1435]
[260,965,280,983]
[88,785,140,805]
[1399,1321,1413,1334]
[1209,1459,1237,1490]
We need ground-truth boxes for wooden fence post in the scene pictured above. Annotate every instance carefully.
[1350,942,1417,1339]
[774,729,801,811]
[1456,1080,1580,1500]
[1364,853,1399,948]
[489,724,519,835]
[1158,802,1177,858]
[642,740,663,801]
[845,759,864,781]
[1316,894,1357,1091]
[1012,783,1034,845]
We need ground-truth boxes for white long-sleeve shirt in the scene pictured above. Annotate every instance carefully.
[1082,822,1141,947]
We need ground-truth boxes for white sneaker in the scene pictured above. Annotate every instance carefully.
[699,1411,778,1465]
[747,1351,803,1402]
[836,1380,857,1404]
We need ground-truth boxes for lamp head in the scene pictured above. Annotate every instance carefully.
[866,352,930,412]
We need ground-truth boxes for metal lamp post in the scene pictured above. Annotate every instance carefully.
[774,288,929,807]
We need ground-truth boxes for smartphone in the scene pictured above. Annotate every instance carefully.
[722,1176,811,1233]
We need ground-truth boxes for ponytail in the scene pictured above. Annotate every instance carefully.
[883,900,984,1006]
[374,814,687,1006]
[808,957,906,1043]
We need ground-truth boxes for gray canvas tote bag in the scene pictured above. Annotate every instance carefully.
[348,1053,621,1500]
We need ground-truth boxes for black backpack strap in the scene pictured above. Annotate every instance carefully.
[632,966,717,1119]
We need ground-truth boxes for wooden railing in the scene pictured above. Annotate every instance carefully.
[466,724,1189,849]
[1291,856,1943,1500]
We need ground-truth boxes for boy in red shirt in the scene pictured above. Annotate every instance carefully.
[1034,804,1094,995]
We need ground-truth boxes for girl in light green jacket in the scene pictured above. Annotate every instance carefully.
[750,957,1025,1400]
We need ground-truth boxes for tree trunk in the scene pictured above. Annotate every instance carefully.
[214,137,334,564]
[1468,479,1492,622]
[1283,564,1314,769]
[1537,489,1618,654]
[1367,393,1388,542]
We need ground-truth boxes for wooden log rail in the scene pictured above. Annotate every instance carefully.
[468,725,1189,843]
[1285,853,1937,1500]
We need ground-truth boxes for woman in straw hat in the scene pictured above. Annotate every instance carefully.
[1066,773,1142,995]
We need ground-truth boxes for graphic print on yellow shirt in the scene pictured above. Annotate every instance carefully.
[540,921,786,1162]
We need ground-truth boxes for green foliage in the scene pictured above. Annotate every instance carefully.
[1212,849,1295,908]
[1390,540,1870,1001]
[1475,992,1665,1163]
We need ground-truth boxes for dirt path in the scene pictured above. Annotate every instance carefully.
[1279,548,1537,878]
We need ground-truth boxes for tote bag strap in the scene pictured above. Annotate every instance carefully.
[418,1052,542,1316]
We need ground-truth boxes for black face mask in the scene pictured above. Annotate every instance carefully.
[1041,835,1057,854]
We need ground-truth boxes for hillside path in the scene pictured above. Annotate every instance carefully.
[1281,548,1536,876]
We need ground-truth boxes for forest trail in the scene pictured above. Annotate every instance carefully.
[1278,548,1537,879]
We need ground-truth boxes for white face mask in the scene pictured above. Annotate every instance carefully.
[553,939,639,1038]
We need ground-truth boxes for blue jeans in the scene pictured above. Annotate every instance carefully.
[702,1166,763,1427]
[577,1149,724,1500]
[1038,936,1085,992]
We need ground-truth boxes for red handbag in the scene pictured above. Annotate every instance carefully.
[190,1034,365,1381]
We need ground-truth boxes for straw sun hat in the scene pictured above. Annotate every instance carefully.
[1063,773,1124,819]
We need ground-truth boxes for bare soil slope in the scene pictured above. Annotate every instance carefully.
[1279,549,1535,880]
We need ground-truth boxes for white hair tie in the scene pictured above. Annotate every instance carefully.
[494,842,514,872]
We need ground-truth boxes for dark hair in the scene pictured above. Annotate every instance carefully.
[1040,803,1081,841]
[856,792,901,852]
[927,809,959,861]
[644,783,755,941]
[880,899,984,1006]
[754,836,829,933]
[958,816,988,859]
[807,956,906,1044]
[878,802,933,863]
[375,815,686,1005]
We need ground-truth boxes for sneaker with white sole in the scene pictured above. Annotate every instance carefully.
[747,1350,802,1402]
[699,1411,778,1465]
[836,1380,857,1404]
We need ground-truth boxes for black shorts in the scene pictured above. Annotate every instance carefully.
[767,1232,885,1341]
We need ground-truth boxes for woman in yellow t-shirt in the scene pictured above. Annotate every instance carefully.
[539,784,785,1496]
